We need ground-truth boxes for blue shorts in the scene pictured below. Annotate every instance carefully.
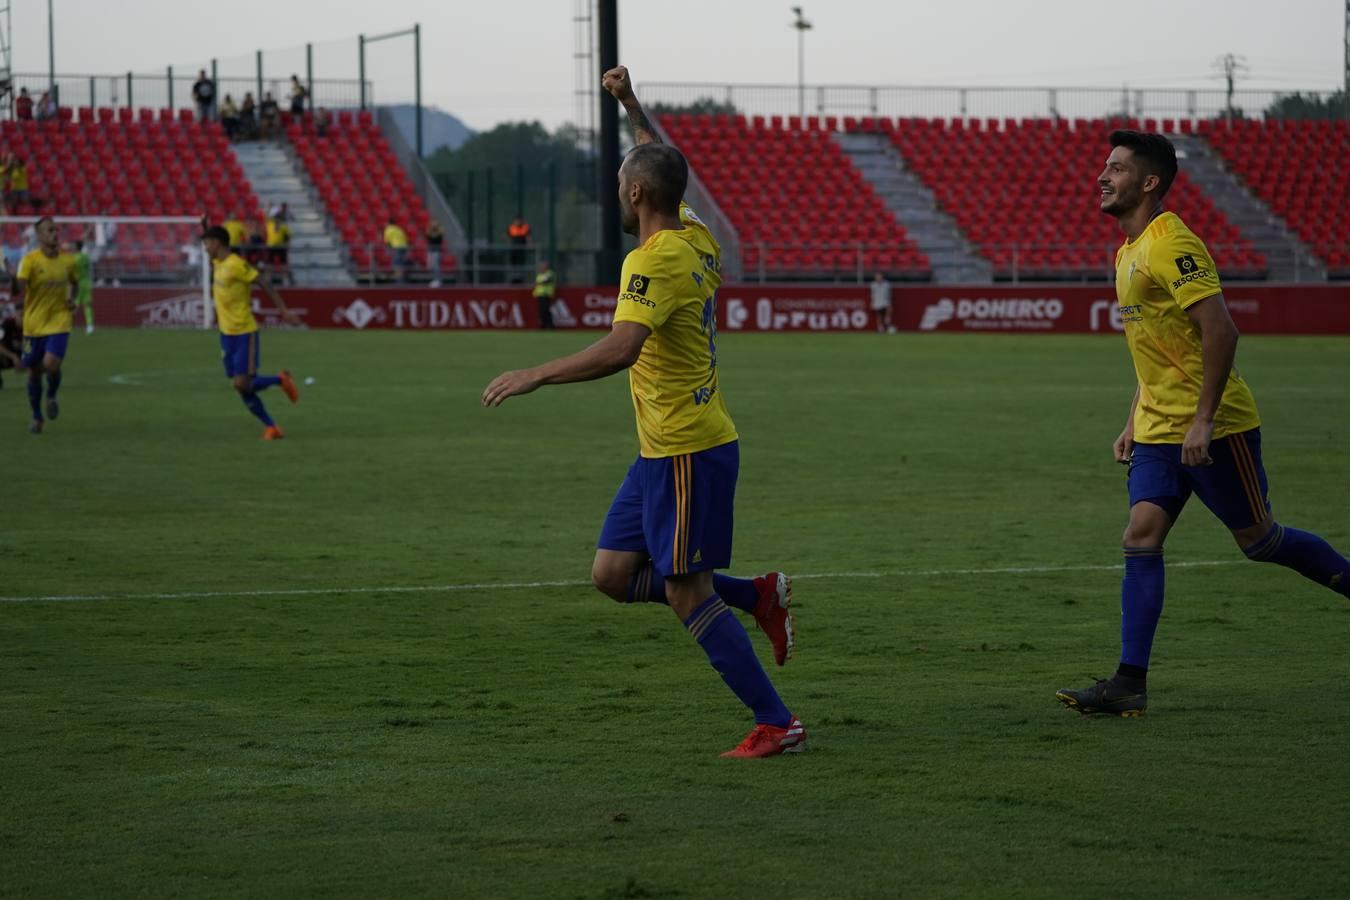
[21,332,69,368]
[220,331,260,378]
[1128,429,1271,530]
[598,441,739,576]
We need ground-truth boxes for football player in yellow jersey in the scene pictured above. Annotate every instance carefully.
[1057,131,1350,717]
[201,225,301,440]
[15,217,79,434]
[483,66,803,758]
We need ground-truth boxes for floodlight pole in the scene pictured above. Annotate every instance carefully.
[597,0,620,281]
[791,6,812,121]
[47,0,55,101]
[363,26,425,155]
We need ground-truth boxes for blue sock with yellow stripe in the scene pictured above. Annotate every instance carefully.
[625,565,758,614]
[26,378,42,420]
[684,596,791,726]
[1246,524,1350,598]
[1120,547,1165,672]
[240,391,275,427]
[251,375,281,391]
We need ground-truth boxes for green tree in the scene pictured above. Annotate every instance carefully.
[650,97,738,116]
[1265,91,1349,121]
[426,121,599,252]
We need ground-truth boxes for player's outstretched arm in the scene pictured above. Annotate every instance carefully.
[257,275,302,326]
[482,321,649,407]
[602,66,661,146]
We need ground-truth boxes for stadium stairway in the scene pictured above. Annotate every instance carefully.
[230,141,353,286]
[1171,134,1326,282]
[834,132,992,283]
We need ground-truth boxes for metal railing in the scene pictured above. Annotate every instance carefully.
[644,82,1342,123]
[8,71,369,118]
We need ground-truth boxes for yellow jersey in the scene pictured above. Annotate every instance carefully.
[384,225,409,249]
[212,253,260,336]
[265,219,290,248]
[10,165,28,190]
[1115,212,1260,444]
[223,219,247,247]
[613,204,737,458]
[17,250,76,337]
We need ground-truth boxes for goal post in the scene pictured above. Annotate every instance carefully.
[0,215,213,328]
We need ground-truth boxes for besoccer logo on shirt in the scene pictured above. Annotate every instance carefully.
[1175,255,1198,275]
[627,274,651,296]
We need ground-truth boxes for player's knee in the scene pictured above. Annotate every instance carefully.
[1234,518,1276,554]
[1121,521,1166,547]
[231,376,250,394]
[590,563,628,602]
[43,357,61,375]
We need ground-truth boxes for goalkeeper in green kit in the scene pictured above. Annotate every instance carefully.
[68,239,93,334]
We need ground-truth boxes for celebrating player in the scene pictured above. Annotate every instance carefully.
[201,224,301,440]
[15,217,79,434]
[482,65,803,758]
[1057,131,1350,717]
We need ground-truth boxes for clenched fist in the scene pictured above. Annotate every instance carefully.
[602,65,635,103]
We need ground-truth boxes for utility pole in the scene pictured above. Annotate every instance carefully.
[1213,52,1248,119]
[597,0,620,282]
[1344,0,1349,116]
[791,6,812,120]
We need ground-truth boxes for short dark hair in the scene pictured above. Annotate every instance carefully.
[34,215,54,229]
[1109,130,1178,199]
[625,143,688,213]
[202,225,230,244]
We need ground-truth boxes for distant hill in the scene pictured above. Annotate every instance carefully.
[385,105,475,156]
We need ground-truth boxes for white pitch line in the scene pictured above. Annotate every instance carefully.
[0,560,1244,605]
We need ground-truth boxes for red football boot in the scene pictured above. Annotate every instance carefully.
[720,717,807,758]
[752,572,795,666]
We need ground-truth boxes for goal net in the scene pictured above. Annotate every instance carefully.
[0,215,213,327]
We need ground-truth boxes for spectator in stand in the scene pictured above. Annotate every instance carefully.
[258,92,280,139]
[193,70,217,122]
[91,215,117,276]
[245,220,267,266]
[220,94,240,140]
[6,154,31,210]
[222,210,247,254]
[425,221,445,287]
[15,87,33,121]
[289,76,308,116]
[870,272,893,333]
[314,107,331,137]
[507,216,531,275]
[35,91,58,121]
[265,211,292,285]
[239,93,257,140]
[533,259,557,330]
[383,219,409,282]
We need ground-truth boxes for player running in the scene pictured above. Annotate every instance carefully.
[1057,131,1350,717]
[200,224,301,439]
[482,65,802,758]
[15,217,79,434]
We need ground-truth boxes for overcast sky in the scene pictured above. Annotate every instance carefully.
[11,0,1343,131]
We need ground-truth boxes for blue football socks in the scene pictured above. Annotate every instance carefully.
[1120,547,1166,673]
[626,562,667,604]
[684,595,791,726]
[45,370,61,399]
[26,378,42,420]
[712,575,760,613]
[1246,523,1350,598]
[241,391,275,427]
[624,565,760,614]
[251,374,281,391]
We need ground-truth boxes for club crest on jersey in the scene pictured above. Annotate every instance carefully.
[627,274,651,296]
[1128,260,1138,281]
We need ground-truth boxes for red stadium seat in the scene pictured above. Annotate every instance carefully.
[657,113,930,278]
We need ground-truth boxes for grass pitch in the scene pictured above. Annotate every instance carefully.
[4,329,1349,899]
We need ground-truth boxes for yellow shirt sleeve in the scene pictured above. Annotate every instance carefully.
[16,252,32,281]
[612,247,671,331]
[229,254,260,283]
[1149,229,1222,310]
